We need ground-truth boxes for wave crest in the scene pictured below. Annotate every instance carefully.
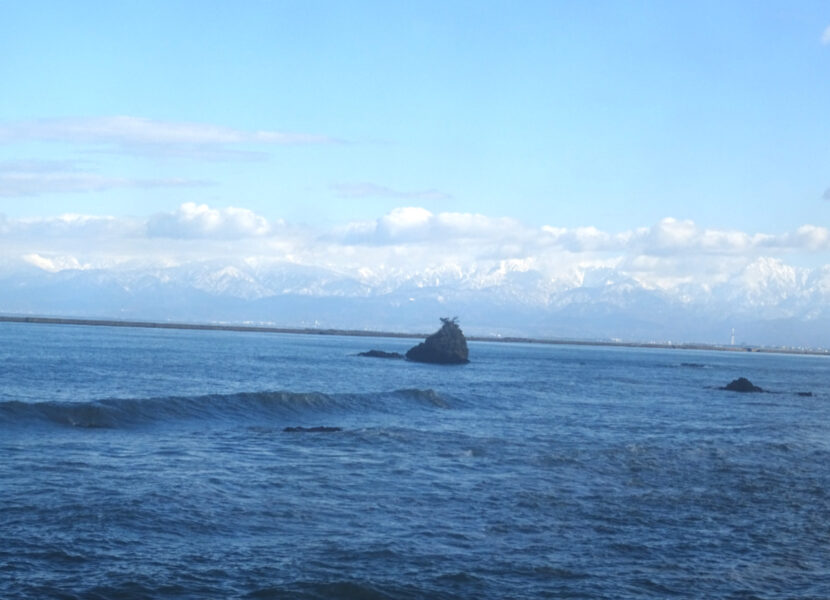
[0,388,453,429]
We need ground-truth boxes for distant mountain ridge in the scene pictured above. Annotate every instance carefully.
[2,257,829,348]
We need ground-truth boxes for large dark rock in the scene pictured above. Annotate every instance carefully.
[405,317,469,365]
[357,350,404,359]
[722,377,763,393]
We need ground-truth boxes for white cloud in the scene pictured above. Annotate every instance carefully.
[4,204,830,344]
[638,218,768,255]
[540,217,829,256]
[3,205,830,299]
[146,202,275,239]
[377,206,433,239]
[22,253,87,272]
[0,116,339,159]
[647,217,697,249]
[1,212,142,238]
[542,225,630,252]
[788,224,830,251]
[337,206,524,245]
[822,25,830,45]
[434,211,520,237]
[7,204,829,261]
[0,159,207,197]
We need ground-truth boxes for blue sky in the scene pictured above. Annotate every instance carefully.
[2,0,830,344]
[2,1,828,233]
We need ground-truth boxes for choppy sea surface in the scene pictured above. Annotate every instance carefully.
[1,321,829,600]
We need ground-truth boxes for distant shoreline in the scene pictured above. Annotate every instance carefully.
[1,314,827,357]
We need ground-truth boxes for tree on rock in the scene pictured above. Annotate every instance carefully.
[405,317,470,364]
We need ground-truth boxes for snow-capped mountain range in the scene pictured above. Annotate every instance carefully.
[3,255,829,348]
[3,205,830,347]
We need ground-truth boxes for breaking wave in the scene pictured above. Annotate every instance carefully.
[0,388,453,429]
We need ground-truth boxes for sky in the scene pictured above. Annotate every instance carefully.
[1,1,830,330]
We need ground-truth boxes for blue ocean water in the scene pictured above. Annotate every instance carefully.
[1,322,829,600]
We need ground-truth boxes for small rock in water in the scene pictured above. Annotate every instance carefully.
[283,426,342,433]
[405,317,469,365]
[722,377,763,393]
[357,350,404,359]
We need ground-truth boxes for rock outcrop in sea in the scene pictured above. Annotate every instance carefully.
[405,317,470,365]
[357,350,404,359]
[283,426,342,433]
[722,377,763,393]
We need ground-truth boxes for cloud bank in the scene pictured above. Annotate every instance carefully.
[0,159,206,197]
[3,203,828,284]
[0,116,339,159]
[3,203,830,344]
[336,207,523,245]
[146,202,276,239]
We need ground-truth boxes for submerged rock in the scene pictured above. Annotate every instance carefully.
[405,317,469,365]
[722,377,763,393]
[357,350,404,359]
[283,426,342,433]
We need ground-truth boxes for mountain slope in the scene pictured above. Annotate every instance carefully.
[1,257,828,347]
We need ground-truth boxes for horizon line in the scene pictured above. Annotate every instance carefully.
[1,314,827,357]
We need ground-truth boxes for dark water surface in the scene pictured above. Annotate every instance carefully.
[1,322,828,599]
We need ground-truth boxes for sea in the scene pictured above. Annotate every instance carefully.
[1,321,828,600]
